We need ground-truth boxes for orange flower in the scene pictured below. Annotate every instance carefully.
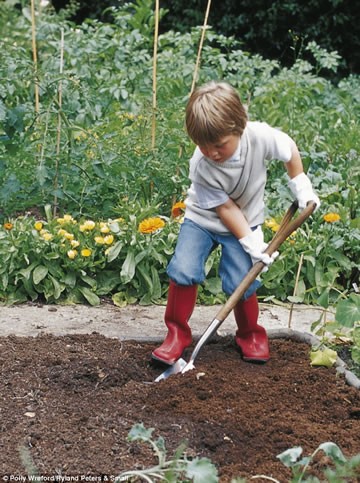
[323,213,340,223]
[171,201,186,218]
[138,217,165,234]
[3,222,13,230]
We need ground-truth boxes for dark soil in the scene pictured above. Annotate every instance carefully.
[1,333,360,481]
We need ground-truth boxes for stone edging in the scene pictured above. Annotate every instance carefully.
[268,328,360,390]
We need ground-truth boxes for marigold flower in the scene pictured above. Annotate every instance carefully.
[67,249,78,259]
[63,214,75,223]
[171,201,186,218]
[80,220,96,232]
[138,217,165,234]
[63,232,74,241]
[57,214,76,225]
[81,248,92,257]
[323,212,341,223]
[95,236,105,245]
[42,232,53,241]
[100,223,110,234]
[34,221,43,231]
[3,222,13,230]
[104,234,114,245]
[265,218,280,232]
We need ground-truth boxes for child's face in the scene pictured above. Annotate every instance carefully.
[198,134,240,163]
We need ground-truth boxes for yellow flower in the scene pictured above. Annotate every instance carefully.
[70,240,80,248]
[64,232,74,241]
[3,222,13,230]
[67,249,78,259]
[104,234,114,245]
[100,223,110,234]
[34,221,43,231]
[323,212,341,223]
[171,201,186,218]
[95,236,105,245]
[265,218,280,232]
[58,228,67,236]
[138,217,166,234]
[63,214,75,223]
[42,232,53,241]
[80,220,96,232]
[81,248,92,257]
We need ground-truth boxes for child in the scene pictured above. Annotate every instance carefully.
[152,81,320,365]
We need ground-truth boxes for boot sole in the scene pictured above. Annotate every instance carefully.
[151,353,177,366]
[242,356,269,364]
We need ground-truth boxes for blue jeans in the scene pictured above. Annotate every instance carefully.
[167,218,261,300]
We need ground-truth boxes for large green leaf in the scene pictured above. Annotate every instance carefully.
[33,265,49,285]
[121,250,136,283]
[106,241,123,263]
[78,287,100,306]
[335,294,360,328]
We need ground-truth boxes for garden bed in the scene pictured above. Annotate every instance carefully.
[1,333,360,481]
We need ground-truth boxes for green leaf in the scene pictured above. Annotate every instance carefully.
[335,294,360,328]
[80,274,97,289]
[150,265,162,300]
[121,250,136,283]
[78,287,100,306]
[17,262,39,282]
[106,241,123,263]
[318,442,346,463]
[310,348,337,367]
[112,291,129,307]
[186,457,218,482]
[127,423,154,442]
[277,446,303,467]
[49,275,63,300]
[317,288,330,309]
[33,265,49,285]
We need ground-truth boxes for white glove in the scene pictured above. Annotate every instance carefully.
[239,226,278,272]
[288,172,321,211]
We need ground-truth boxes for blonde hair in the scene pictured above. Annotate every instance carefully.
[185,81,247,146]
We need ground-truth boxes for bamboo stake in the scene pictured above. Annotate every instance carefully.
[190,0,212,96]
[53,28,64,218]
[151,0,160,150]
[30,0,40,114]
[288,252,304,328]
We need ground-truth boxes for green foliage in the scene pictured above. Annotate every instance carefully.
[0,206,181,305]
[160,0,360,78]
[118,422,218,482]
[277,442,360,482]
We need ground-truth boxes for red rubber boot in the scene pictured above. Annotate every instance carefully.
[234,293,270,362]
[152,281,198,365]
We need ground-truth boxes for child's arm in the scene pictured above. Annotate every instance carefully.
[286,142,320,209]
[216,199,251,239]
[216,199,276,268]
